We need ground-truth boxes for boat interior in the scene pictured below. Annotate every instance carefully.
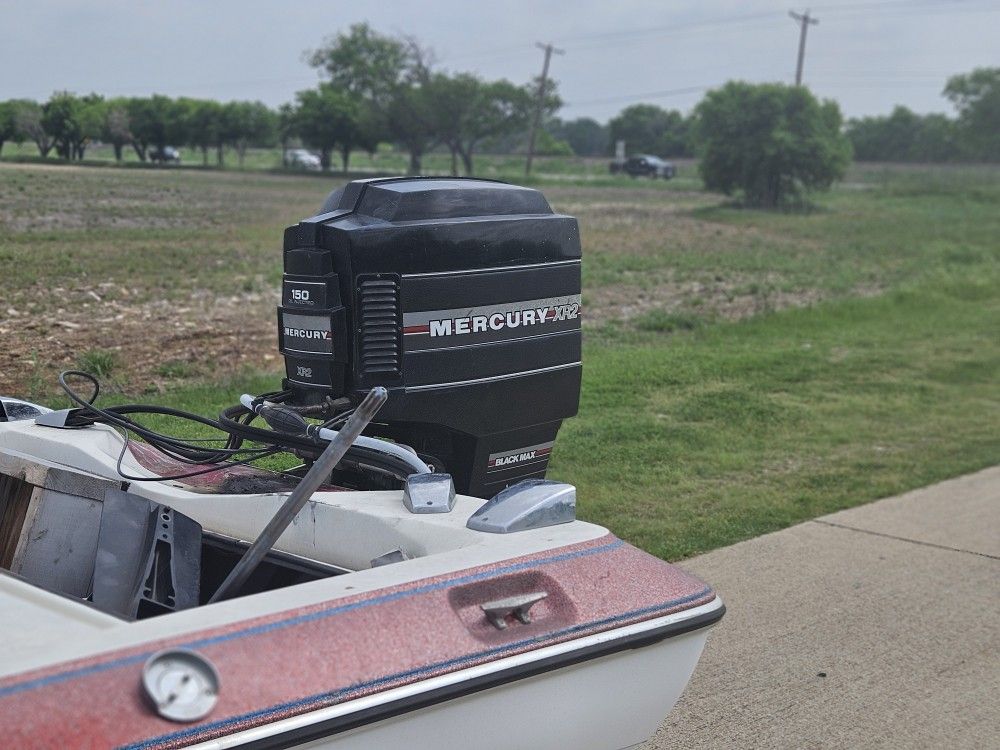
[0,414,606,674]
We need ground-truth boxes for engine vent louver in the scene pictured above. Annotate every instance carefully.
[358,277,401,378]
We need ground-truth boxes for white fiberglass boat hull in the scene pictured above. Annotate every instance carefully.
[0,416,723,750]
[198,607,718,750]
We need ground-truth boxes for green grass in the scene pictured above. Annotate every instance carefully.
[549,274,999,558]
[76,349,119,379]
[1,159,998,561]
[634,310,704,333]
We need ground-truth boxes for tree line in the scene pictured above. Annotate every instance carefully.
[0,21,995,170]
[846,70,999,163]
[0,94,279,166]
[0,24,561,175]
[593,67,999,164]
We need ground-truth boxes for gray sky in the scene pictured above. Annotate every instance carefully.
[2,0,997,122]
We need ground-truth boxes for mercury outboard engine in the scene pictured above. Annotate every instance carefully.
[277,177,581,498]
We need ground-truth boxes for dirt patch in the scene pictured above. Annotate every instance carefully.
[583,275,882,327]
[0,286,279,399]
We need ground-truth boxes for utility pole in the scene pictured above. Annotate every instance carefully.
[525,42,564,176]
[789,10,819,86]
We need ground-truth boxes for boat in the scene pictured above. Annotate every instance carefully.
[0,177,723,749]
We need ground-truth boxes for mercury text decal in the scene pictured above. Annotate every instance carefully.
[280,312,334,355]
[402,295,581,350]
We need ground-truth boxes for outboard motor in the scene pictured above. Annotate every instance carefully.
[277,177,582,498]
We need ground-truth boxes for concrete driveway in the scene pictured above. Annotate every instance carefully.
[645,466,999,749]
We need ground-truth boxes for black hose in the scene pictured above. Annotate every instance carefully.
[57,371,413,484]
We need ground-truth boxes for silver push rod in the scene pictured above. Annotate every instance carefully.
[208,387,388,604]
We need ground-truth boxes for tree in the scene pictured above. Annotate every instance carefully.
[308,23,411,103]
[548,117,608,157]
[222,101,276,168]
[43,92,105,160]
[0,101,17,156]
[423,72,479,175]
[608,104,692,157]
[847,110,907,162]
[308,23,436,174]
[945,68,1000,162]
[127,95,186,162]
[912,113,960,162]
[846,107,960,163]
[181,99,222,166]
[294,84,357,169]
[656,110,693,157]
[533,129,573,156]
[0,100,42,155]
[610,104,659,155]
[126,98,153,160]
[458,80,532,174]
[102,98,132,162]
[75,96,106,160]
[277,102,298,162]
[373,35,438,174]
[384,82,437,174]
[421,74,529,175]
[348,100,383,167]
[12,100,53,158]
[694,81,851,208]
[42,92,79,159]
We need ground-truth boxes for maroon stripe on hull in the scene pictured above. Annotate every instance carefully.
[0,535,714,749]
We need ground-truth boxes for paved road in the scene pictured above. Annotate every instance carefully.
[645,467,1000,749]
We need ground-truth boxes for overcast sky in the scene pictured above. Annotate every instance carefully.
[2,0,997,122]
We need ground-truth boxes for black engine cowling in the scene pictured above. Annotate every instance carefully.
[278,177,581,498]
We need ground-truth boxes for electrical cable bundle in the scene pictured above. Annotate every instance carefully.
[57,370,425,485]
[58,371,288,481]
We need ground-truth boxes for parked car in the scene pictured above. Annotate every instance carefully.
[611,154,676,179]
[149,146,181,164]
[284,148,322,171]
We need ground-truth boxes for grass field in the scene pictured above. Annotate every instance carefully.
[1,160,997,559]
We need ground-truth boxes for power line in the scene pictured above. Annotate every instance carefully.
[811,77,951,85]
[811,0,984,14]
[551,10,783,46]
[567,85,713,108]
[538,0,984,57]
[432,2,941,66]
[560,70,958,111]
[810,70,953,78]
[440,42,536,63]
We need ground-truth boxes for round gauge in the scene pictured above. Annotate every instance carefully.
[142,648,220,722]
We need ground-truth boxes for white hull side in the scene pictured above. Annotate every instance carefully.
[192,606,718,750]
[319,630,707,750]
